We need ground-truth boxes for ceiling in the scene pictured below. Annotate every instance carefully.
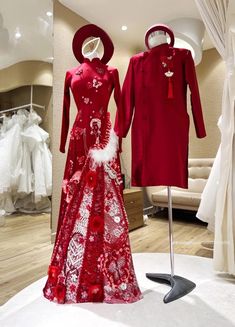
[0,0,214,70]
[59,0,213,51]
[0,0,53,70]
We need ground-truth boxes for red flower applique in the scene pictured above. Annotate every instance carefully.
[88,284,103,302]
[55,283,66,304]
[90,215,103,233]
[48,265,59,285]
[85,170,97,188]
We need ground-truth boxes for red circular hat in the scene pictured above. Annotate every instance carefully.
[145,24,175,49]
[72,24,114,64]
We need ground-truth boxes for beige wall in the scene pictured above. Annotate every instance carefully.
[33,86,53,137]
[189,48,224,158]
[0,61,53,92]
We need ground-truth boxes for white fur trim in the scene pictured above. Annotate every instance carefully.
[90,129,118,164]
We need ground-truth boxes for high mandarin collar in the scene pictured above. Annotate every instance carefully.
[83,57,103,64]
[149,43,170,52]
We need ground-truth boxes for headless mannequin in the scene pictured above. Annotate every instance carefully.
[82,37,101,60]
[145,26,196,303]
[148,30,167,48]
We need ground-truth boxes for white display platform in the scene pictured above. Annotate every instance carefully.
[1,253,235,327]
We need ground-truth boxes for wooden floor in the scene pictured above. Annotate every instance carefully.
[0,209,214,305]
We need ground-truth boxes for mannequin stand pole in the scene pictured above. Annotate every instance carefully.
[146,186,196,303]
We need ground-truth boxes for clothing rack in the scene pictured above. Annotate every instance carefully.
[0,85,45,118]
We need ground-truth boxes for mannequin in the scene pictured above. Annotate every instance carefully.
[120,23,206,303]
[144,24,196,303]
[82,36,101,60]
[120,23,205,187]
[43,24,142,305]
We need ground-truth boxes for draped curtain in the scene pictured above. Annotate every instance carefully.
[195,0,235,274]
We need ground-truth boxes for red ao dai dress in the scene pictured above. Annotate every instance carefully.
[43,58,142,304]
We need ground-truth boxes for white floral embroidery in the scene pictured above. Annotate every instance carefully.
[113,228,122,238]
[117,256,125,269]
[104,163,118,180]
[83,97,90,104]
[114,216,120,223]
[165,70,174,77]
[81,291,88,299]
[71,274,78,283]
[79,207,89,219]
[104,285,112,292]
[89,235,94,242]
[93,78,102,89]
[108,261,117,273]
[119,282,127,290]
[109,201,120,217]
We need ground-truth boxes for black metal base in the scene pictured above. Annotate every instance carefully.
[146,273,196,303]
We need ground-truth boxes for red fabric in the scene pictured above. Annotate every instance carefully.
[43,120,142,304]
[59,58,121,154]
[120,44,206,188]
[168,78,174,99]
[57,58,122,235]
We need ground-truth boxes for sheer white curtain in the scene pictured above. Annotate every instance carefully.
[195,0,235,274]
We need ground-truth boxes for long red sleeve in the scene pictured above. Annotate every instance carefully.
[111,68,123,152]
[60,71,71,153]
[185,50,206,138]
[113,69,121,135]
[120,58,135,138]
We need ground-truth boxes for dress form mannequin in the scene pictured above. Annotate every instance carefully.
[82,36,101,60]
[148,30,167,48]
[144,24,196,304]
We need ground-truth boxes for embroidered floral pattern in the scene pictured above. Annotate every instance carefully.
[70,127,85,141]
[96,67,105,75]
[43,143,142,304]
[93,78,102,89]
[83,97,90,104]
[76,68,83,75]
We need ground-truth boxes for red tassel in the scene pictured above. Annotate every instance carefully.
[168,78,174,99]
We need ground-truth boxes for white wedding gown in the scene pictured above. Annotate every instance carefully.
[0,112,26,213]
[0,110,52,214]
